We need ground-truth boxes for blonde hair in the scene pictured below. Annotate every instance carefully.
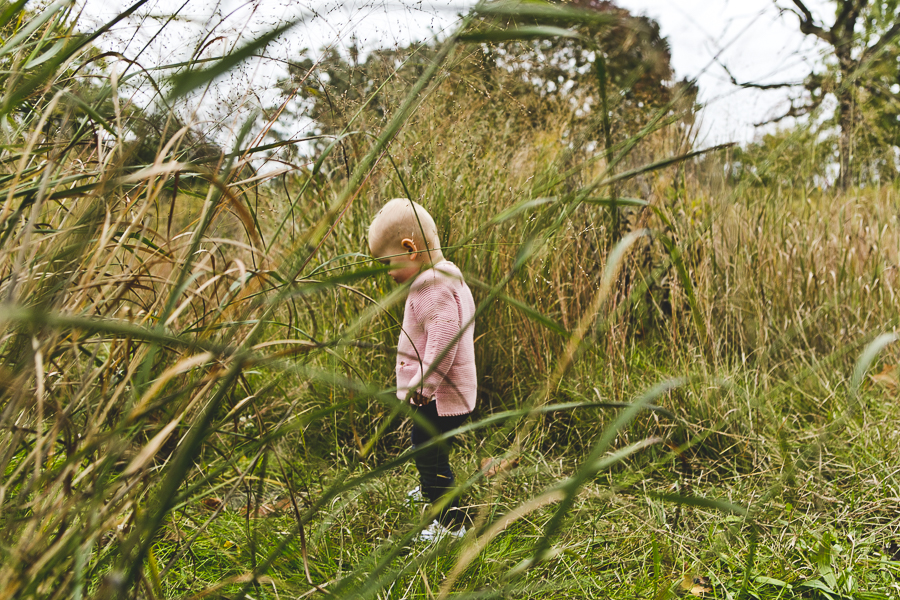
[368,198,444,262]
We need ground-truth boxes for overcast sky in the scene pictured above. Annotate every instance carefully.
[619,0,831,144]
[84,0,835,145]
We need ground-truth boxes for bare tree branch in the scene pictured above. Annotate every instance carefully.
[792,0,835,43]
[719,61,802,90]
[753,96,824,127]
[832,0,864,35]
[791,0,816,23]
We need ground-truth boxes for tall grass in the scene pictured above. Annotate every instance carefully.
[1,1,899,598]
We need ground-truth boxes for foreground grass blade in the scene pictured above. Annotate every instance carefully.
[850,332,898,399]
[476,0,618,25]
[459,25,581,42]
[0,0,72,59]
[167,18,305,100]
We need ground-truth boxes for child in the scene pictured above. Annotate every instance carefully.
[368,198,476,536]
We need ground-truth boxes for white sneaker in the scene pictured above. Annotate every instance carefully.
[406,486,424,506]
[415,520,466,543]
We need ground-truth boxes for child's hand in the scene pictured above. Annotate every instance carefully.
[409,390,432,406]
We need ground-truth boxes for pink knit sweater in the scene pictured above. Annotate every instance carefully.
[396,260,477,416]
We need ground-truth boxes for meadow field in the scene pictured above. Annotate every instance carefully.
[1,1,899,598]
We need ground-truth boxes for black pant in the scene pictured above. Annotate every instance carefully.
[410,402,469,525]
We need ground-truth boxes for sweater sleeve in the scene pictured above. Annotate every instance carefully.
[407,276,462,398]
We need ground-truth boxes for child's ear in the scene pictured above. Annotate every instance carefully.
[401,238,418,258]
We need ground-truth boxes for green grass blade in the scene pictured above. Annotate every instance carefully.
[167,18,304,100]
[655,226,711,359]
[468,277,569,337]
[0,36,87,115]
[23,38,66,69]
[530,379,686,563]
[0,0,72,58]
[851,332,898,398]
[476,0,618,26]
[460,25,581,42]
[0,0,27,30]
[582,196,648,207]
[647,492,748,516]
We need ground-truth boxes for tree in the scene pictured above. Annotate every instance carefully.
[794,1,900,187]
[848,0,900,181]
[276,1,696,180]
[750,1,900,188]
[478,0,695,139]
